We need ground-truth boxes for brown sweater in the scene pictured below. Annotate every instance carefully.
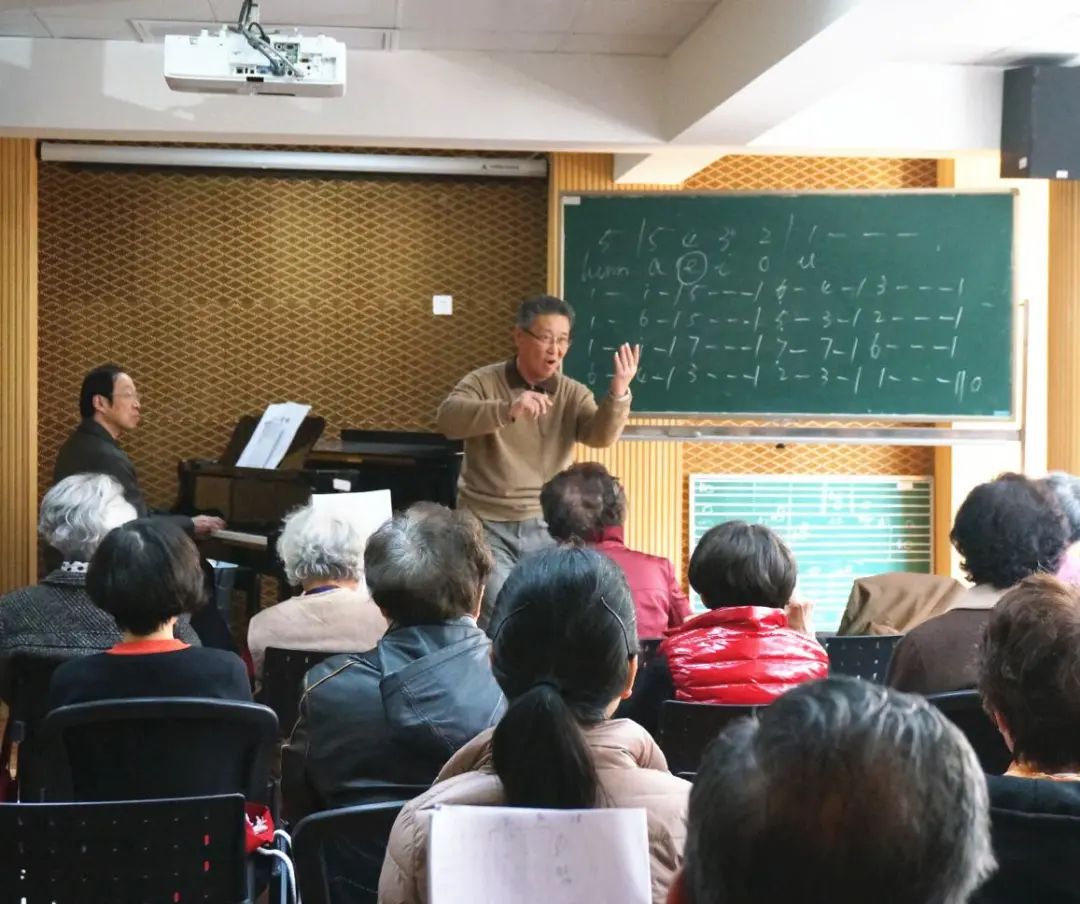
[436,360,630,521]
[885,585,1004,696]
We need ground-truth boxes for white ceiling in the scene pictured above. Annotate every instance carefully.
[0,0,721,55]
[8,0,1080,179]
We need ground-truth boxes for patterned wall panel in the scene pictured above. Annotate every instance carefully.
[685,156,938,191]
[549,153,938,580]
[38,159,548,508]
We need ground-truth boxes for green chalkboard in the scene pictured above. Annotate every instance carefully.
[561,192,1014,417]
[689,475,934,632]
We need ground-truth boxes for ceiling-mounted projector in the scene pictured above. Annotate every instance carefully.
[163,0,345,97]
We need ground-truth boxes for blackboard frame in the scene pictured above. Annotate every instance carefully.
[559,189,1020,423]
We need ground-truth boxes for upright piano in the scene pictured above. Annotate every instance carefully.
[176,418,463,611]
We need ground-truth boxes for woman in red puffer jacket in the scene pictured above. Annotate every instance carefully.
[618,521,829,735]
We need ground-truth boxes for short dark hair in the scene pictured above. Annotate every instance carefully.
[490,547,638,810]
[87,518,207,635]
[540,462,626,542]
[683,677,995,904]
[979,573,1080,772]
[688,521,796,609]
[1041,472,1080,545]
[364,502,493,624]
[79,363,125,419]
[950,473,1068,588]
[515,294,575,331]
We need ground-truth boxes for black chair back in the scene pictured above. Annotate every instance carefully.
[974,796,1080,903]
[926,689,1012,775]
[0,794,250,903]
[261,647,349,737]
[823,634,902,683]
[2,654,67,799]
[293,800,409,904]
[658,700,761,777]
[41,697,278,802]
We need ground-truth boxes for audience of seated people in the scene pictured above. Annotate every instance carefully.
[47,518,251,709]
[539,462,689,642]
[18,466,1080,900]
[0,473,200,700]
[283,503,505,820]
[379,545,690,904]
[247,500,387,685]
[887,473,1068,695]
[975,573,1080,902]
[671,676,995,904]
[618,520,828,736]
[1042,472,1080,586]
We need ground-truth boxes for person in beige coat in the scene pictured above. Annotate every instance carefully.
[378,546,690,904]
[247,500,387,685]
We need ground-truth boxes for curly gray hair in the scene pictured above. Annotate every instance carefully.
[39,473,138,561]
[277,501,372,587]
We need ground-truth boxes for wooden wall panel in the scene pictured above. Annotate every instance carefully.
[548,153,938,581]
[1049,180,1080,472]
[0,139,38,592]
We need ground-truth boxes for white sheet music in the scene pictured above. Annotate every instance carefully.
[428,806,651,904]
[235,402,311,469]
[311,490,392,543]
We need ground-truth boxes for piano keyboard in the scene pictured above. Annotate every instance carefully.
[209,529,268,550]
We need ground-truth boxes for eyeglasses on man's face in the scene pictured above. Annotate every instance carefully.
[523,327,572,351]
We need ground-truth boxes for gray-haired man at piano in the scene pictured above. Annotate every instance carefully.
[435,295,640,630]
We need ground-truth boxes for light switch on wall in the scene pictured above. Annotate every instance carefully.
[433,294,453,315]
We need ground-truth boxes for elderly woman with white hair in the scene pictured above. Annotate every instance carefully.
[247,501,387,684]
[0,473,200,690]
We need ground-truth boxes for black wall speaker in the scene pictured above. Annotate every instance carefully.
[1001,66,1080,179]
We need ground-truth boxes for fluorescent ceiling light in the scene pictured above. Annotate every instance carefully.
[39,143,548,178]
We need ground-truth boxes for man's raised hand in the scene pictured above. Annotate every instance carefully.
[610,343,642,397]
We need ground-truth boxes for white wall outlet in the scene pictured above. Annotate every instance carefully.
[433,294,453,315]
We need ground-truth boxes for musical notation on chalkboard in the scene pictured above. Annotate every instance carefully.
[689,475,934,632]
[562,193,1014,418]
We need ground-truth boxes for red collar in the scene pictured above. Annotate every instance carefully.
[669,606,788,635]
[107,638,190,655]
[588,525,626,546]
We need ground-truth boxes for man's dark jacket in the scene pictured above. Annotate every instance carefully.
[282,617,506,821]
[52,418,192,532]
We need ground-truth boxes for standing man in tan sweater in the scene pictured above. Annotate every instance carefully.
[436,295,640,629]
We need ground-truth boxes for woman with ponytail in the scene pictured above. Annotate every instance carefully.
[379,546,690,904]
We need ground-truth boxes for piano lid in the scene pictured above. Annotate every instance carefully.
[324,428,463,459]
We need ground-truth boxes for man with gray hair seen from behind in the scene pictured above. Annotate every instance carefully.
[437,295,640,628]
[247,501,387,686]
[669,677,996,904]
[283,503,505,823]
